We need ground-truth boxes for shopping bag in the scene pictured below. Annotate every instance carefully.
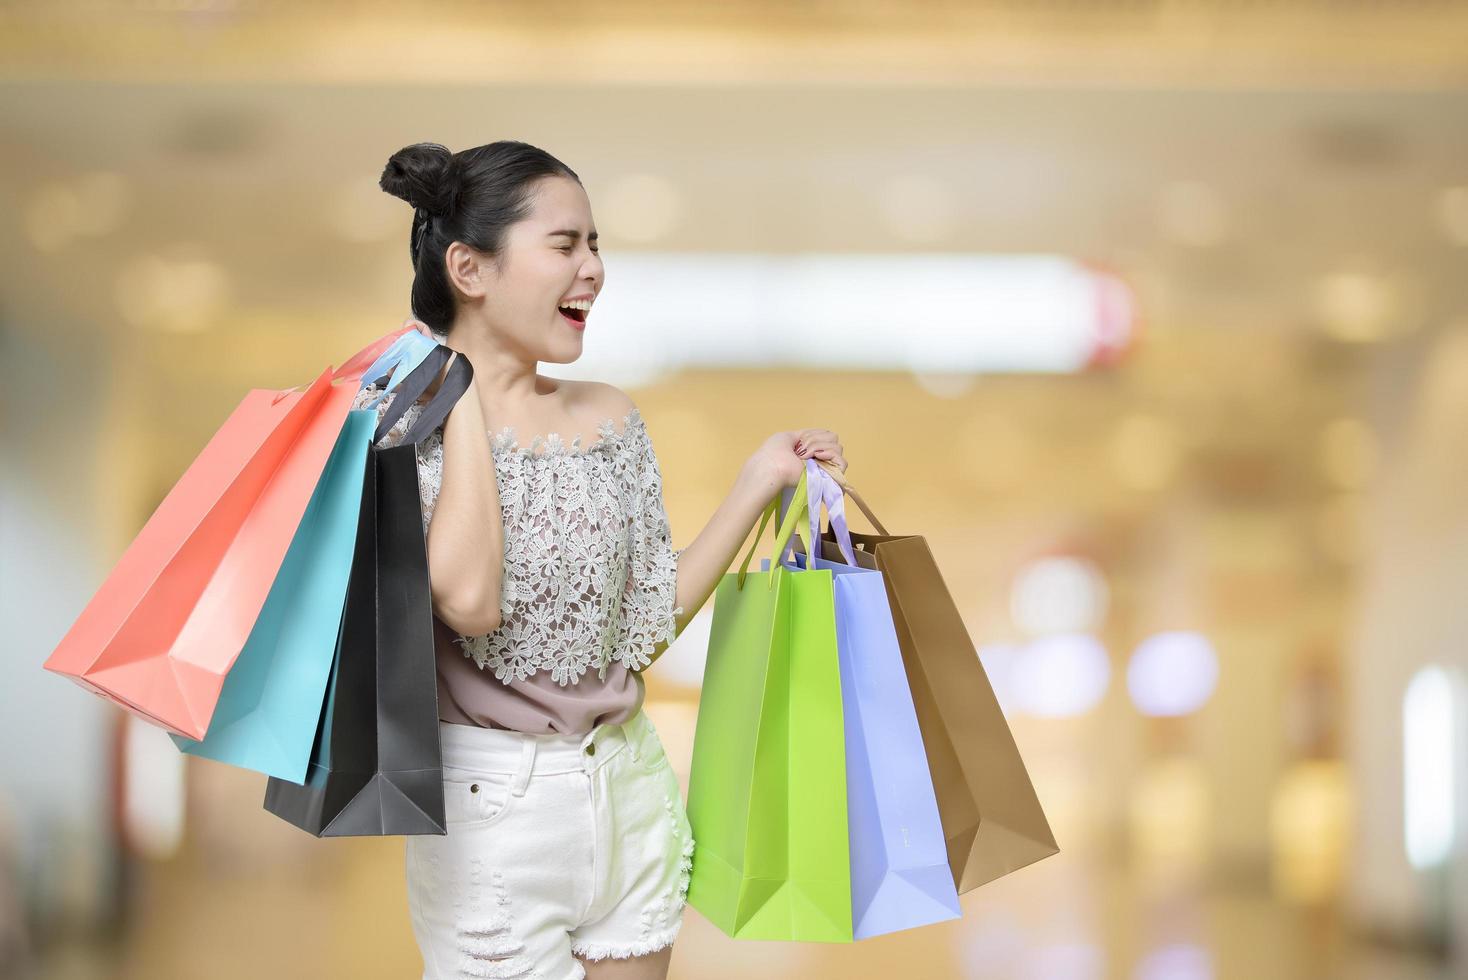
[356,319,439,410]
[262,345,473,837]
[169,407,377,782]
[686,467,853,942]
[770,458,961,939]
[811,478,1059,893]
[43,327,413,740]
[170,328,439,780]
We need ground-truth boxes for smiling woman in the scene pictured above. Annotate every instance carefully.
[372,140,837,980]
[374,140,690,980]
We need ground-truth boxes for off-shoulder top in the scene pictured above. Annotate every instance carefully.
[350,380,685,736]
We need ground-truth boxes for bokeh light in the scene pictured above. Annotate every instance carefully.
[1128,756,1212,886]
[1010,633,1111,718]
[1269,759,1352,903]
[1126,631,1219,717]
[978,642,1023,715]
[1010,555,1110,636]
[1135,943,1213,980]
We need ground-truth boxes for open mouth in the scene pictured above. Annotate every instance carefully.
[557,305,587,323]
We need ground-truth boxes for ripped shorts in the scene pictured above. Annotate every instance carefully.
[404,708,695,980]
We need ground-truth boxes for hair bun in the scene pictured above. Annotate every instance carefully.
[380,142,457,217]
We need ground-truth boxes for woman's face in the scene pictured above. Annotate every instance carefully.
[472,175,603,365]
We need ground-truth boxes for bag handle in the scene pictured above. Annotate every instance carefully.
[780,457,890,544]
[372,346,473,446]
[736,468,809,590]
[799,458,858,567]
[358,329,440,407]
[805,459,889,537]
[402,351,473,444]
[736,498,779,590]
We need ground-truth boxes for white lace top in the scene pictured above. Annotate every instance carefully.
[351,382,685,687]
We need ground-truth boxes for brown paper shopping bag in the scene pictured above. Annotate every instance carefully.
[792,478,1059,894]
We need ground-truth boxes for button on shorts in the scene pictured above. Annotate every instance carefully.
[404,708,695,980]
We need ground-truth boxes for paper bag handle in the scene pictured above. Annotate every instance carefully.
[736,468,810,590]
[795,458,890,538]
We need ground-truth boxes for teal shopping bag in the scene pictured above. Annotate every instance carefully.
[170,408,376,782]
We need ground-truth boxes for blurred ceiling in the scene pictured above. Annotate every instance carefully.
[2,0,1468,87]
[0,0,1464,384]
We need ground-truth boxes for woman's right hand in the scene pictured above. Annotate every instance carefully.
[403,318,459,402]
[404,315,436,340]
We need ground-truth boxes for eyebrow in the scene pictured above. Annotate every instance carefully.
[548,229,598,242]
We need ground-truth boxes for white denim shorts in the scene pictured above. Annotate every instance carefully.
[404,708,695,980]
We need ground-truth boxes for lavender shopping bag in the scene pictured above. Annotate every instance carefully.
[768,458,961,939]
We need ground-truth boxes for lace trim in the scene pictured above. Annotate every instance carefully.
[488,408,640,459]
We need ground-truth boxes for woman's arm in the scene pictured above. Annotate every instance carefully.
[424,370,506,637]
[642,429,831,669]
[661,457,784,639]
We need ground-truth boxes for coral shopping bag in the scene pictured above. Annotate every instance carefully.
[770,458,961,939]
[814,481,1059,893]
[263,346,473,837]
[686,466,853,942]
[42,327,412,741]
[169,408,377,782]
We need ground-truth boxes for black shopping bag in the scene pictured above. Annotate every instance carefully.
[263,344,473,836]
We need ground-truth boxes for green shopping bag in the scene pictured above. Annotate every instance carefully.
[686,468,852,942]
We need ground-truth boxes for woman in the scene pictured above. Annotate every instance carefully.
[361,140,846,980]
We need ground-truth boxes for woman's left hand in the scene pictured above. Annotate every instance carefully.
[752,428,847,489]
[795,429,846,473]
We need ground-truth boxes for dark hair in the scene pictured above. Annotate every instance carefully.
[379,140,580,336]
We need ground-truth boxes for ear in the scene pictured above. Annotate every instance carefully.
[445,241,488,298]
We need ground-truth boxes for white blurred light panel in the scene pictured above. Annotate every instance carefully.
[1403,665,1457,869]
[574,253,1135,382]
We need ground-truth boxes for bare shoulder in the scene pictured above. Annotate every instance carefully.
[566,379,638,424]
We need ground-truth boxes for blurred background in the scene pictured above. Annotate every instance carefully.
[3,1,1467,978]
